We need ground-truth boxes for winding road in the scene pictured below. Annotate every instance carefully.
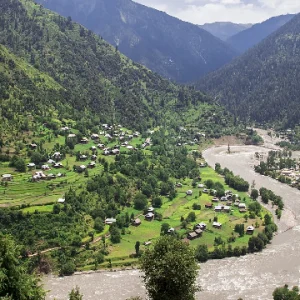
[45,141,300,300]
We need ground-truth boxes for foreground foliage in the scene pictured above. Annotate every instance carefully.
[140,236,199,300]
[0,234,45,300]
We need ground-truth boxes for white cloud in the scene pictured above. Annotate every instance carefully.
[133,0,300,24]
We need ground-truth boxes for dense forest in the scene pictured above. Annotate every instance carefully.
[197,13,300,129]
[227,14,295,53]
[34,0,237,83]
[0,0,241,143]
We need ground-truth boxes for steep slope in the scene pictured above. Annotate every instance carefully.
[34,0,237,83]
[197,14,300,128]
[227,14,295,53]
[200,22,252,41]
[0,44,69,135]
[0,0,238,137]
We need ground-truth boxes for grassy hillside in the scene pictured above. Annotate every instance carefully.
[197,14,300,129]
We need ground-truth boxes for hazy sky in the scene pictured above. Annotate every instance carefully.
[134,0,300,25]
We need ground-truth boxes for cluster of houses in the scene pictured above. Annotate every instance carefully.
[187,222,206,240]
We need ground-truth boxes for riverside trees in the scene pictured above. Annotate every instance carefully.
[140,236,199,300]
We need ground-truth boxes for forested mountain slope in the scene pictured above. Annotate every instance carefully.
[0,0,239,138]
[227,14,295,53]
[0,44,69,134]
[34,0,237,83]
[197,14,300,128]
[199,22,252,41]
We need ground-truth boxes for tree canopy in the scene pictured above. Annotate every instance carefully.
[140,235,199,300]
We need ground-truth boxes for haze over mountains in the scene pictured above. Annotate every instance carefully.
[199,22,252,41]
[35,0,238,83]
[227,14,295,53]
[197,13,300,128]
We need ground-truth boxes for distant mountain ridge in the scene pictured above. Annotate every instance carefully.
[196,13,300,128]
[227,14,295,53]
[199,22,252,41]
[34,0,238,83]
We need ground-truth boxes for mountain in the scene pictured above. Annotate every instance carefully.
[196,14,300,128]
[227,14,295,53]
[0,0,238,139]
[199,22,252,41]
[33,0,238,83]
[0,44,68,135]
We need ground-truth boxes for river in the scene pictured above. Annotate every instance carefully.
[45,144,300,300]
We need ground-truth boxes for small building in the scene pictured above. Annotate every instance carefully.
[221,196,227,202]
[47,173,56,180]
[105,218,117,225]
[186,190,193,196]
[103,149,110,156]
[148,207,155,213]
[213,222,222,229]
[88,161,96,168]
[132,218,141,226]
[203,188,209,193]
[57,198,65,203]
[41,164,50,171]
[30,143,37,149]
[91,154,97,161]
[223,206,231,213]
[80,155,88,160]
[214,205,222,212]
[97,143,105,149]
[145,212,154,221]
[2,174,13,181]
[247,226,255,235]
[90,146,97,151]
[144,241,152,246]
[196,222,206,230]
[198,184,204,188]
[68,133,76,139]
[205,203,213,209]
[194,228,203,236]
[187,232,198,240]
[91,134,99,140]
[27,163,36,169]
[111,149,120,155]
[53,163,63,168]
[52,152,61,160]
[238,203,247,209]
[81,137,89,144]
[168,228,175,234]
[176,183,182,188]
[212,197,219,202]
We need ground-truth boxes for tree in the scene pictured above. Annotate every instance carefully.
[140,236,199,300]
[195,244,209,262]
[160,223,170,235]
[273,285,300,300]
[0,234,46,299]
[135,241,140,256]
[250,189,259,200]
[69,286,83,300]
[134,193,148,210]
[94,217,104,232]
